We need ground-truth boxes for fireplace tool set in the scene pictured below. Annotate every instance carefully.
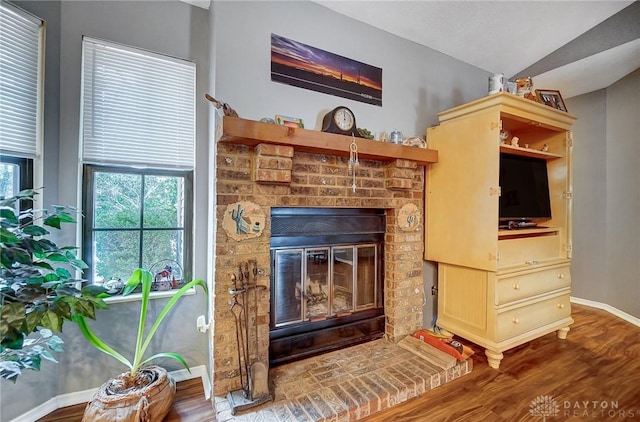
[227,259,272,415]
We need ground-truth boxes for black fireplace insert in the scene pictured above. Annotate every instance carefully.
[269,208,385,366]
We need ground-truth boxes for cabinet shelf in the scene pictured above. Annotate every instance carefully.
[500,144,562,160]
[498,226,560,239]
[218,116,438,166]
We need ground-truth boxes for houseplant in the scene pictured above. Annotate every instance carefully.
[74,267,206,422]
[0,189,108,382]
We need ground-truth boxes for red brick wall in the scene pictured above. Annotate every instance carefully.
[213,142,426,395]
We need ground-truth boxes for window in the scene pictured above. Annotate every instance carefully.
[0,156,33,199]
[83,166,193,286]
[80,38,196,290]
[0,1,43,199]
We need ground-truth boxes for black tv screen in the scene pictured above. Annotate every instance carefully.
[499,153,551,221]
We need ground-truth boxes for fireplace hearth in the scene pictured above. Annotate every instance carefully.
[269,208,385,366]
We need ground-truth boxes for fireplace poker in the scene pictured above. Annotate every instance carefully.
[228,273,249,395]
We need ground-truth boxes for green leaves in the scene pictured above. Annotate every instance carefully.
[75,268,207,377]
[43,213,76,230]
[0,330,65,382]
[1,189,108,382]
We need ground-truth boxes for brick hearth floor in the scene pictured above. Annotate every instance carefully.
[214,338,473,421]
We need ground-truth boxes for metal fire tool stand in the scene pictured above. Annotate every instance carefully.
[227,260,272,415]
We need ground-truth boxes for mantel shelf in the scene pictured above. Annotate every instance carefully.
[218,116,438,166]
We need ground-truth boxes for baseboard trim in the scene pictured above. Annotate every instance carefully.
[571,297,640,327]
[9,365,211,422]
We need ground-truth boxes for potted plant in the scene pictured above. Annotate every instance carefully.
[74,268,206,422]
[0,189,107,382]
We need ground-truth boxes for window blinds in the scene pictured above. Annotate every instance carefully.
[81,37,196,168]
[0,1,43,158]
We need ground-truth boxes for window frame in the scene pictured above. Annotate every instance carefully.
[0,1,45,201]
[0,155,34,197]
[82,164,194,287]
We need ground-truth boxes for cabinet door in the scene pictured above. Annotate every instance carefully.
[426,110,500,271]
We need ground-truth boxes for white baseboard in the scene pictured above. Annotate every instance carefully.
[571,296,640,327]
[9,365,211,422]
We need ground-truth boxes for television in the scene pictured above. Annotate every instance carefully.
[499,153,551,227]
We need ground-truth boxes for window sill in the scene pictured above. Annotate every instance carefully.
[103,288,197,304]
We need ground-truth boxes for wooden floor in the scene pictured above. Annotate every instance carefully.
[362,304,640,421]
[38,304,640,421]
[37,378,215,422]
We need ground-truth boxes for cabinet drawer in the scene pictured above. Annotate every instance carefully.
[496,265,571,305]
[498,234,562,267]
[496,293,571,342]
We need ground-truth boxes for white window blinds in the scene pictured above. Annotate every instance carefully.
[81,37,196,168]
[0,1,43,158]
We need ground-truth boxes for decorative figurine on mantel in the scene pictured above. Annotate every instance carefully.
[205,93,238,117]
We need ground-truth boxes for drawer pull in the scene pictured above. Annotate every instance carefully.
[557,303,565,309]
[512,317,519,324]
[525,260,539,265]
[512,283,520,290]
[558,273,564,279]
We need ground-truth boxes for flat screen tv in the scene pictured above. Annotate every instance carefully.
[499,153,551,225]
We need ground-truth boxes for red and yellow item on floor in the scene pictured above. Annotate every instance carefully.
[412,329,474,361]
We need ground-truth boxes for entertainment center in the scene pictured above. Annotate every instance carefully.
[425,93,577,369]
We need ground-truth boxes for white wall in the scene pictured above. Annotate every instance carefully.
[604,69,640,315]
[568,89,609,303]
[212,1,489,139]
[567,69,640,317]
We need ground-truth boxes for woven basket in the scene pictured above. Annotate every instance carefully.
[82,366,176,422]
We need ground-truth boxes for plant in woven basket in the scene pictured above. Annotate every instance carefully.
[73,268,206,422]
[0,189,108,382]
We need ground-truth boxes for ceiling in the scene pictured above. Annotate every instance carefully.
[313,1,639,99]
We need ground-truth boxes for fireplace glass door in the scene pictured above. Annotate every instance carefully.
[273,244,378,327]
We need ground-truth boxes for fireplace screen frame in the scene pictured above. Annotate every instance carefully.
[272,243,380,329]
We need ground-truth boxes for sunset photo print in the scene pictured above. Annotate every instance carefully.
[271,33,382,107]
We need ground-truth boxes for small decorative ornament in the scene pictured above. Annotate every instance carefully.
[398,203,421,232]
[488,73,504,95]
[348,135,359,192]
[499,129,510,144]
[404,137,426,148]
[275,115,304,128]
[150,260,183,291]
[223,201,266,241]
[511,136,520,147]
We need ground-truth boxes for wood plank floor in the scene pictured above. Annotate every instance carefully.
[38,304,640,421]
[361,304,640,421]
[37,378,215,422]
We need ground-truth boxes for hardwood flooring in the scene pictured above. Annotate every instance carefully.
[38,304,640,421]
[361,304,640,422]
[36,378,215,422]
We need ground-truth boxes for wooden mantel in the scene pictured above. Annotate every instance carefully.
[218,116,438,166]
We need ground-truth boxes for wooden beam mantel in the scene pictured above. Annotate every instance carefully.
[218,116,438,166]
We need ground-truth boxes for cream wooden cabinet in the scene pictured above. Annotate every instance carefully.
[425,93,577,369]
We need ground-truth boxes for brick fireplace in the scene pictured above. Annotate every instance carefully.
[212,119,431,396]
